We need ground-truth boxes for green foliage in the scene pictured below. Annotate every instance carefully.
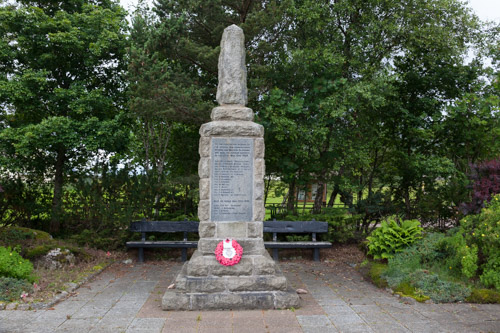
[0,246,36,283]
[282,208,356,243]
[368,262,388,288]
[466,289,500,304]
[0,0,130,231]
[285,235,310,242]
[409,270,470,303]
[438,230,478,278]
[479,257,500,291]
[459,195,500,291]
[0,277,33,302]
[381,232,473,302]
[70,228,128,251]
[366,218,423,259]
[0,227,51,243]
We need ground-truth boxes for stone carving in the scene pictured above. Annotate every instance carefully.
[216,24,247,106]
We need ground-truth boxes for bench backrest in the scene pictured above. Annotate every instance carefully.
[130,220,200,233]
[263,220,328,233]
[130,220,199,241]
[263,220,328,242]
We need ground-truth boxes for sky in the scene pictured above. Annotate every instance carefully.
[119,0,500,23]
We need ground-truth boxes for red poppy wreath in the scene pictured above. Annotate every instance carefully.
[215,238,243,266]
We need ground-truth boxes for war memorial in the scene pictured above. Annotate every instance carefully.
[161,25,300,310]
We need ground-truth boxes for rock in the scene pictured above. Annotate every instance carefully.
[401,296,417,305]
[17,303,30,310]
[42,248,75,270]
[6,302,18,310]
[296,289,308,294]
[216,25,247,106]
[167,284,175,290]
[64,282,78,291]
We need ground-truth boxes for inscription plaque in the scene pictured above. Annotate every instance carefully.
[211,138,253,221]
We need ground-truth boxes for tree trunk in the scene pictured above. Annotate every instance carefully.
[51,147,66,233]
[403,187,411,220]
[312,182,324,214]
[327,184,339,207]
[286,178,296,213]
[153,194,160,218]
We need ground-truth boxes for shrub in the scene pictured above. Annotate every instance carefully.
[0,226,51,244]
[366,217,423,260]
[383,245,422,287]
[382,233,472,302]
[0,246,36,282]
[480,257,500,291]
[409,270,470,303]
[283,208,356,243]
[0,277,33,302]
[467,288,500,303]
[459,195,500,290]
[368,262,388,288]
[437,230,478,279]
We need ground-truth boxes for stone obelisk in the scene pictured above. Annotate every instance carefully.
[162,25,300,310]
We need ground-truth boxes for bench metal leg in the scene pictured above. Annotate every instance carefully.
[138,248,144,263]
[313,248,320,262]
[181,248,187,262]
[272,248,279,261]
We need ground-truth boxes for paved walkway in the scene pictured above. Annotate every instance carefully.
[0,261,499,333]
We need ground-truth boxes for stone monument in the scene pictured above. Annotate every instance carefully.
[162,25,300,310]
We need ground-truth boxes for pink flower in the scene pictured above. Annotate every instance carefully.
[106,251,111,257]
[21,292,28,299]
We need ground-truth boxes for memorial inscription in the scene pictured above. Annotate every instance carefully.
[211,137,253,221]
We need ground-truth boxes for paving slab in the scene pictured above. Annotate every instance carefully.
[0,260,498,332]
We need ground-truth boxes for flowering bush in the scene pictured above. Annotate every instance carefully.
[0,246,36,282]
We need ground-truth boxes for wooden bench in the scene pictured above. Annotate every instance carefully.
[263,219,332,262]
[126,220,199,262]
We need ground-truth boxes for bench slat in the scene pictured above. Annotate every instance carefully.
[264,241,332,249]
[263,220,328,233]
[126,241,198,248]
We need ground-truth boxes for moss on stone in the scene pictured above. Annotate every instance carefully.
[394,282,430,303]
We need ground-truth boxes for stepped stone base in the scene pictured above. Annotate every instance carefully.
[161,250,300,310]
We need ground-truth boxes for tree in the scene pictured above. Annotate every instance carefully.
[127,2,212,218]
[257,0,489,227]
[0,0,129,232]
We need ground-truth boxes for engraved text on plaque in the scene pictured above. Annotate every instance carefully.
[211,138,253,221]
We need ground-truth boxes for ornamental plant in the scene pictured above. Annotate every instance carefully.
[367,217,423,260]
[0,277,33,302]
[0,246,36,283]
[460,194,500,291]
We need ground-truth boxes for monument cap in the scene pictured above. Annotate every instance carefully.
[216,24,248,106]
